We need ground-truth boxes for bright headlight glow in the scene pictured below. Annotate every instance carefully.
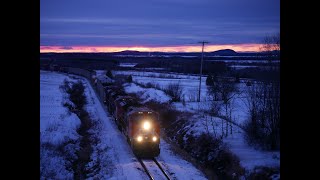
[143,121,151,130]
[137,136,143,142]
[152,136,157,141]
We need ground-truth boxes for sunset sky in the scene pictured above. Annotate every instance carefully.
[40,0,280,53]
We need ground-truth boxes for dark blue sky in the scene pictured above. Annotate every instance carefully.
[40,0,279,47]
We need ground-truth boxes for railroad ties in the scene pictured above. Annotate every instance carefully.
[137,157,172,180]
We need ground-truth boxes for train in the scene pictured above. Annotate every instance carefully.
[104,83,161,157]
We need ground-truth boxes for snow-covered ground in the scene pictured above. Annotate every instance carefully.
[78,74,147,179]
[40,71,81,179]
[81,74,207,179]
[119,63,138,67]
[123,83,171,104]
[41,70,208,179]
[157,141,207,180]
[112,70,280,171]
[114,70,209,102]
[206,59,280,63]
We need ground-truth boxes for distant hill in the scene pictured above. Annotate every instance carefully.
[113,50,148,55]
[40,48,279,61]
[210,49,238,56]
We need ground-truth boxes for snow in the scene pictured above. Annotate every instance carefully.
[81,74,207,179]
[41,70,209,179]
[94,70,114,83]
[119,63,138,67]
[224,134,280,170]
[132,76,208,102]
[123,83,171,104]
[157,141,207,180]
[123,82,145,93]
[229,65,259,69]
[175,112,280,171]
[114,70,210,102]
[114,70,280,172]
[40,70,81,179]
[206,59,280,63]
[72,76,147,179]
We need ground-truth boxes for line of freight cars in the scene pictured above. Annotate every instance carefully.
[104,83,161,157]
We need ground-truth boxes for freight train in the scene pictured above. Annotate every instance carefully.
[104,84,161,157]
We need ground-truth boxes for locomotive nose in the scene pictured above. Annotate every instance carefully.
[143,121,151,130]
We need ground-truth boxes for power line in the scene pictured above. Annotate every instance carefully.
[198,41,209,102]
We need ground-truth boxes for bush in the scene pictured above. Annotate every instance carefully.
[163,82,183,102]
[206,74,214,86]
[246,166,280,180]
[209,101,222,116]
[145,101,244,179]
[126,75,133,83]
[243,82,280,150]
[60,80,87,110]
[106,70,113,79]
[184,133,244,179]
[69,81,87,110]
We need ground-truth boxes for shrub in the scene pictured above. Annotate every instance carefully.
[106,70,113,79]
[60,80,87,110]
[69,81,87,110]
[163,82,183,102]
[206,74,214,86]
[246,166,280,180]
[126,75,133,83]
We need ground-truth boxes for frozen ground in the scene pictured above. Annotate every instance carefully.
[40,71,81,179]
[114,70,209,101]
[82,74,207,179]
[180,113,280,170]
[41,70,207,179]
[112,70,280,171]
[123,83,171,104]
[78,74,147,179]
[157,141,207,180]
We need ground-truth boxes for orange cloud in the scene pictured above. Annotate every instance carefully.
[40,44,262,53]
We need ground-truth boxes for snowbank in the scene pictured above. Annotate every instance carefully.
[123,83,171,103]
[40,71,81,179]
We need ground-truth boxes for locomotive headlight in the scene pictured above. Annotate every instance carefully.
[137,136,143,142]
[143,121,151,130]
[152,136,157,142]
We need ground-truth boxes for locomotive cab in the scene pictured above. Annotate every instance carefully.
[127,109,160,157]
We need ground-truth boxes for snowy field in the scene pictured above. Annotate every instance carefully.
[111,70,280,171]
[123,83,172,104]
[119,63,138,67]
[40,71,81,179]
[41,70,207,179]
[114,70,209,101]
[206,59,280,63]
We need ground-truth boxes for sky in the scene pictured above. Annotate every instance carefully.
[40,0,280,52]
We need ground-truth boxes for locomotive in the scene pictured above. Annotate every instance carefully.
[104,84,161,157]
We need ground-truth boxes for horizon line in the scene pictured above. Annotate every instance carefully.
[40,44,263,53]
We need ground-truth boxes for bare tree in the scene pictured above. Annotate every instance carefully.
[261,33,280,52]
[164,82,183,102]
[207,75,221,101]
[242,33,280,150]
[207,77,238,137]
[260,33,280,70]
[244,81,280,150]
[220,78,238,137]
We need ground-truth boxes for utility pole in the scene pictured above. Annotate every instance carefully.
[198,41,209,102]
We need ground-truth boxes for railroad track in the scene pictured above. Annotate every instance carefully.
[137,157,172,180]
